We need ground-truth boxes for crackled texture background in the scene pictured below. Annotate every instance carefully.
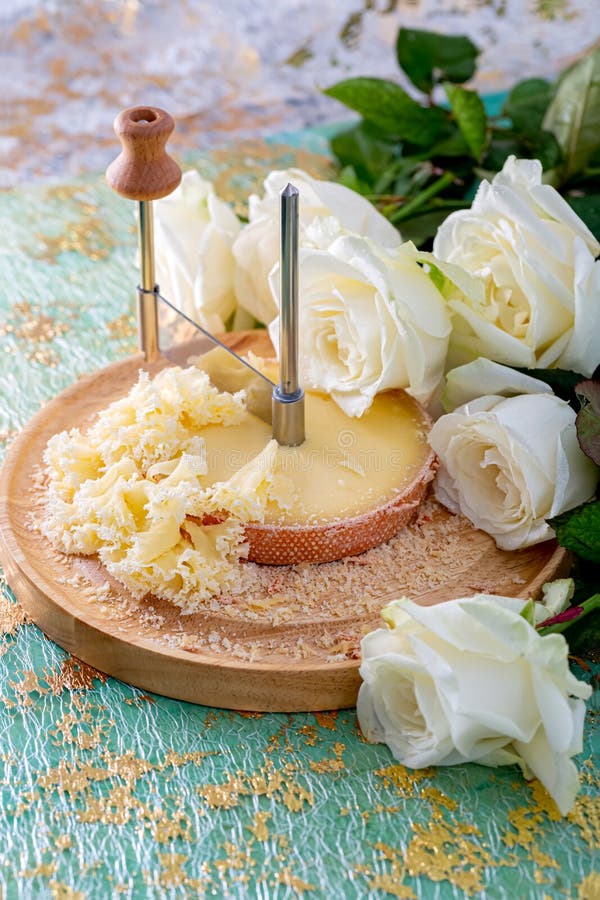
[1,2,600,896]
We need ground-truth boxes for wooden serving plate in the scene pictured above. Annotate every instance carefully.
[0,331,569,711]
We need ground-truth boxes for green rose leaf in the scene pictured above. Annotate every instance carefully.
[396,28,479,93]
[567,194,600,240]
[550,500,600,563]
[444,83,488,160]
[503,78,553,135]
[543,47,600,182]
[576,379,600,465]
[512,366,585,409]
[330,121,396,183]
[324,77,447,144]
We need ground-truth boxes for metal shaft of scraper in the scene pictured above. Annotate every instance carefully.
[272,184,305,446]
[137,199,160,363]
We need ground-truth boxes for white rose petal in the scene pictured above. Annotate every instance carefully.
[433,155,600,374]
[268,237,452,416]
[429,391,598,550]
[154,171,241,332]
[358,594,592,815]
[232,167,400,325]
[442,357,553,412]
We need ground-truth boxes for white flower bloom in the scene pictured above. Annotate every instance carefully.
[433,156,600,374]
[154,170,241,332]
[268,236,453,416]
[232,168,401,325]
[429,360,598,549]
[358,595,592,816]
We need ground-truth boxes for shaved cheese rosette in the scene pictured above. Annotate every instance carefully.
[42,367,292,612]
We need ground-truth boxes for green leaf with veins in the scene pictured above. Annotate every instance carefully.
[324,78,447,144]
[444,83,488,160]
[543,47,600,182]
[550,501,600,564]
[330,122,396,184]
[396,28,479,94]
[502,78,553,134]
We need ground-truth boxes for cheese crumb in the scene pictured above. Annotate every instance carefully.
[41,365,285,613]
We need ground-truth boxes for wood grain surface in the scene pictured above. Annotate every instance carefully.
[0,331,570,711]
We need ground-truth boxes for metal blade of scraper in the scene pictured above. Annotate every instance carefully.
[157,293,275,424]
[157,291,273,384]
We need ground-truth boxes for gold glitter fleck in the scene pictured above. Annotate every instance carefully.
[314,711,338,730]
[247,811,271,842]
[157,853,189,888]
[404,820,498,894]
[374,764,433,797]
[569,794,600,848]
[50,711,106,751]
[27,347,61,367]
[10,669,46,706]
[102,750,154,784]
[151,810,192,844]
[15,789,40,816]
[35,218,114,263]
[0,588,29,639]
[157,750,213,770]
[44,656,107,694]
[309,741,346,774]
[364,846,417,900]
[297,724,318,746]
[123,693,156,706]
[276,868,316,893]
[23,860,56,877]
[77,783,143,826]
[38,759,111,795]
[213,841,255,875]
[54,835,73,852]
[200,760,313,813]
[578,872,600,899]
[13,312,70,344]
[200,773,247,810]
[49,883,85,900]
[106,314,136,341]
[44,184,82,202]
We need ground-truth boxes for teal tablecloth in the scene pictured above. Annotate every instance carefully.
[0,139,598,900]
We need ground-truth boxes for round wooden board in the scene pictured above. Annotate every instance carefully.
[0,331,570,712]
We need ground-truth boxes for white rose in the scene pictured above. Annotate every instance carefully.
[268,235,454,416]
[429,360,598,550]
[433,156,600,374]
[232,167,401,325]
[358,595,592,816]
[154,171,241,332]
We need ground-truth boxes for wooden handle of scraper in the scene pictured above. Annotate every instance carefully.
[106,106,182,201]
